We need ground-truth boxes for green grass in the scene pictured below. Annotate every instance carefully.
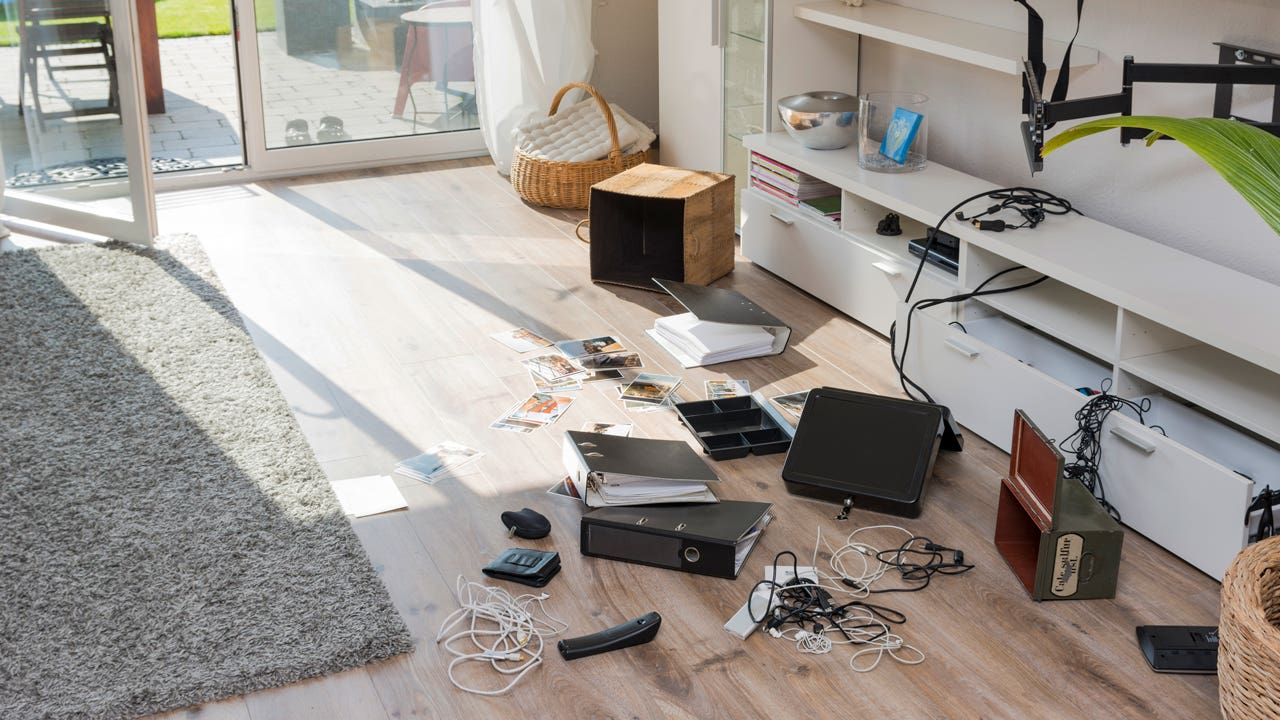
[0,0,276,46]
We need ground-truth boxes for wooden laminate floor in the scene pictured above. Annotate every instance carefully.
[139,158,1221,719]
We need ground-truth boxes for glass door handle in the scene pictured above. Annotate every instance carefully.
[711,0,725,48]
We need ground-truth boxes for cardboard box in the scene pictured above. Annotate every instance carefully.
[587,164,735,291]
[995,409,1124,601]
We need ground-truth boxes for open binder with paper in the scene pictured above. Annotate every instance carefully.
[645,279,791,368]
[562,430,720,507]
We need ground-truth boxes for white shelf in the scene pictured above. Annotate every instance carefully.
[743,131,1280,378]
[794,0,1098,75]
[973,277,1118,361]
[1122,346,1280,444]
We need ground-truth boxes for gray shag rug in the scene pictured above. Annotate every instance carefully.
[0,238,412,719]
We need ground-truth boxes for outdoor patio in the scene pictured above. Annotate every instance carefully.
[0,28,475,186]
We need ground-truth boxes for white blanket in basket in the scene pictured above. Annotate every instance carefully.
[514,98,656,163]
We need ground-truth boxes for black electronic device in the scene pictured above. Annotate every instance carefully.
[1136,625,1219,674]
[558,612,662,661]
[908,229,960,274]
[781,387,950,518]
[481,548,561,588]
[501,507,551,539]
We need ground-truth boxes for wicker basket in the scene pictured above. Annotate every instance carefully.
[1220,536,1280,719]
[510,82,651,210]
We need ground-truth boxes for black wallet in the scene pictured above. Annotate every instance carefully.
[482,548,561,588]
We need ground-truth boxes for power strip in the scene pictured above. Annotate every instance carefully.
[765,565,819,585]
[723,590,776,639]
[724,566,822,639]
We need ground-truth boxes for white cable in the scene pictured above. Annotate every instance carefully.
[761,525,931,674]
[435,576,568,696]
[850,635,925,673]
[793,629,833,655]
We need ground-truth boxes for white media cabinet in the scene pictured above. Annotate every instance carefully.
[741,131,1280,580]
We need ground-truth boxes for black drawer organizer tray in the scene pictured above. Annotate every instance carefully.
[674,396,792,460]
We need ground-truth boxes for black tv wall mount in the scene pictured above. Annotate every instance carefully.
[1022,42,1280,173]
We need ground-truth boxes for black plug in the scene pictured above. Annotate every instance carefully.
[876,212,903,236]
[973,219,1008,231]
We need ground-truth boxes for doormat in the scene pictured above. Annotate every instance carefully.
[6,156,214,187]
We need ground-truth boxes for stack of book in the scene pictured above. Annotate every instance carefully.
[749,152,841,225]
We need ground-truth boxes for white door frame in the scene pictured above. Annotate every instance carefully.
[229,0,487,178]
[3,0,158,245]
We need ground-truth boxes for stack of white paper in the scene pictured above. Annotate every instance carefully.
[593,478,718,506]
[652,313,776,366]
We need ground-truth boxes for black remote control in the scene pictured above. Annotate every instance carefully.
[557,612,662,661]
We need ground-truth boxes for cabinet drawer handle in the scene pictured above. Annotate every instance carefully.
[769,213,794,226]
[1109,425,1158,454]
[944,337,981,359]
[872,261,903,278]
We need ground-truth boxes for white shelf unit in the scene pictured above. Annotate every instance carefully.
[741,130,1280,580]
[793,0,1098,75]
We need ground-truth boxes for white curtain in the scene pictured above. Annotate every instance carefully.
[472,0,596,175]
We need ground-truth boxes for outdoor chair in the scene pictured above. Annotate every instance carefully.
[17,0,120,126]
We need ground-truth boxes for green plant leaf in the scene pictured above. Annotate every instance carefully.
[1042,116,1280,236]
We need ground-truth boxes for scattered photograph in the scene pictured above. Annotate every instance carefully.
[489,417,543,434]
[510,392,576,424]
[531,371,583,393]
[581,369,624,383]
[624,399,675,413]
[396,441,483,483]
[554,336,625,359]
[771,390,810,419]
[580,421,633,437]
[490,327,553,353]
[490,392,574,433]
[577,352,643,370]
[706,379,750,400]
[546,476,583,500]
[620,373,682,404]
[616,386,673,413]
[522,353,585,382]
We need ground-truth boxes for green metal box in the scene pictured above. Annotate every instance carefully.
[995,410,1124,601]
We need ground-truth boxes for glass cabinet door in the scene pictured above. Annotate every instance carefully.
[722,0,767,224]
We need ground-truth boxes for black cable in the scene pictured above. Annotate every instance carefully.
[904,187,1081,306]
[1247,485,1275,543]
[867,536,974,594]
[894,187,1081,404]
[1055,379,1162,521]
[746,550,910,644]
[892,269,1050,402]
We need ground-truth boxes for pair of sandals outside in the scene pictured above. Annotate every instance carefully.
[285,116,349,146]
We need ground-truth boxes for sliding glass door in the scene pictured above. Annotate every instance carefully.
[234,0,484,175]
[2,0,157,244]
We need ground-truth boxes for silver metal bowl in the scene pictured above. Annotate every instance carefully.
[777,91,859,150]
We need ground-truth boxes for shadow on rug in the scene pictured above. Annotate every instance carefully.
[0,238,412,719]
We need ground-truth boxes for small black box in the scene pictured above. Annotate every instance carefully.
[780,387,945,518]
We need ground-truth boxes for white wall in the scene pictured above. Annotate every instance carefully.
[591,0,659,130]
[861,0,1280,283]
